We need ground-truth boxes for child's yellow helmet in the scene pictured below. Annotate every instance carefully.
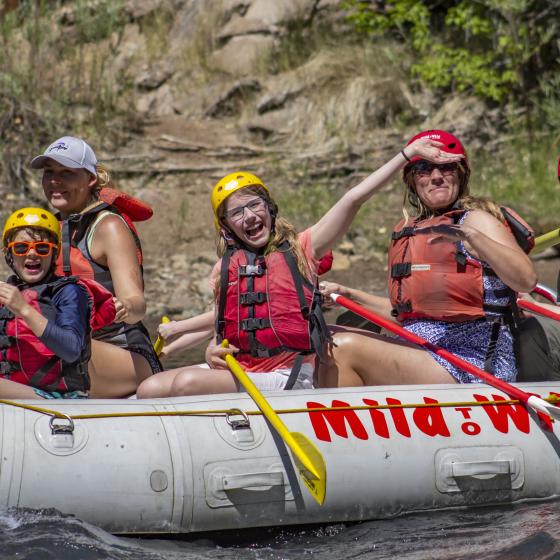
[2,207,61,246]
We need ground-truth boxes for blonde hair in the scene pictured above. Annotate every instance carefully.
[89,163,114,200]
[216,186,312,280]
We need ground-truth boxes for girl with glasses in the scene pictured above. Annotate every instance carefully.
[137,135,460,398]
[0,208,115,399]
[318,130,537,387]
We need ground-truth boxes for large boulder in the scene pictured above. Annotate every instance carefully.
[209,34,275,76]
[245,0,321,25]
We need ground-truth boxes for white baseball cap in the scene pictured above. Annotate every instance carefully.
[31,136,98,175]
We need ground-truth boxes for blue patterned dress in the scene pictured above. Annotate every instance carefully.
[402,213,516,383]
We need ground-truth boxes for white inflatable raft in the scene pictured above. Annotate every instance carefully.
[2,381,560,534]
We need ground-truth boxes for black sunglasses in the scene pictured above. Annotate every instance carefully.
[413,161,459,177]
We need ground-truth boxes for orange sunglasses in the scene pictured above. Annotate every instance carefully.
[6,241,57,257]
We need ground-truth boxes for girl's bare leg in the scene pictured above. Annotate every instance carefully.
[136,365,238,398]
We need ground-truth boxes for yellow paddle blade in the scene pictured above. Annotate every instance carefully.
[292,432,326,505]
[534,228,560,253]
[153,316,170,356]
[222,342,326,505]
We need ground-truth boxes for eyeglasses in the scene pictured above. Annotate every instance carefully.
[6,241,57,257]
[224,198,267,222]
[413,161,459,177]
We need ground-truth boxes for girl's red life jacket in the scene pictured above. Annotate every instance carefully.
[215,242,329,361]
[388,207,534,323]
[0,275,115,393]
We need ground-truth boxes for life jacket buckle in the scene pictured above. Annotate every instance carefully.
[396,301,413,314]
[241,318,271,331]
[239,264,265,277]
[391,262,412,278]
[0,362,14,375]
[240,292,267,305]
[0,335,12,349]
[0,308,13,320]
[254,347,273,358]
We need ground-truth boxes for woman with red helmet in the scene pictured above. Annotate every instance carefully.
[318,129,537,387]
[137,136,461,398]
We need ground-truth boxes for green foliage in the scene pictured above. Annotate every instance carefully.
[344,0,560,111]
[474,135,560,231]
[72,0,126,44]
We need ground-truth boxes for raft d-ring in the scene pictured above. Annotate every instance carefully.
[225,408,251,430]
[49,413,75,436]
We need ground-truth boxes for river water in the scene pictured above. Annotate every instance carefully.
[1,501,560,559]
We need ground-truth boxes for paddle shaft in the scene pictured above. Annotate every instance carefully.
[224,354,321,479]
[534,228,560,253]
[518,299,560,321]
[331,294,534,405]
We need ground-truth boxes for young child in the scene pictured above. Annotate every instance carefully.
[0,207,115,399]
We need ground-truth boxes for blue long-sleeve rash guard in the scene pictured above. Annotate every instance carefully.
[39,283,90,363]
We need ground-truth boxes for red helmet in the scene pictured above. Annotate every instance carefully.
[406,129,469,171]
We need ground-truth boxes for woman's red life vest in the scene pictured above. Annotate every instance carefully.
[56,187,152,294]
[215,242,329,361]
[388,207,534,323]
[0,275,116,393]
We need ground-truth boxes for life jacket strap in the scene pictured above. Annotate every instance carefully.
[483,320,502,374]
[28,355,60,388]
[454,250,467,268]
[61,219,74,275]
[284,354,304,390]
[215,246,235,343]
[392,227,415,240]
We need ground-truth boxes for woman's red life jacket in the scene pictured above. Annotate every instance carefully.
[56,187,152,294]
[0,275,115,393]
[388,207,534,323]
[215,242,329,361]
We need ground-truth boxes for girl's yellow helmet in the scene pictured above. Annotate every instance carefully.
[2,207,61,246]
[211,171,269,229]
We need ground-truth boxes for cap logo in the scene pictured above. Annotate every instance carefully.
[224,180,239,191]
[48,142,68,152]
[24,215,40,224]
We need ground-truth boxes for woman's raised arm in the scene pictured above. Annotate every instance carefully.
[309,138,463,259]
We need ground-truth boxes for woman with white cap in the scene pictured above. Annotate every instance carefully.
[31,136,161,398]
